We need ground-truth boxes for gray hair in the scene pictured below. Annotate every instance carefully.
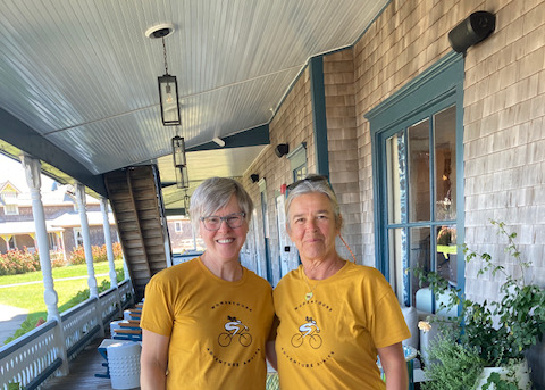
[190,177,253,233]
[285,176,342,230]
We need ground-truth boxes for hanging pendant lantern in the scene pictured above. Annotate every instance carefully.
[172,135,186,167]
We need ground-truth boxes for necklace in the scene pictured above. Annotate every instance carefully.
[303,273,319,300]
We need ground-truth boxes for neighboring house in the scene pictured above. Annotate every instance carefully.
[166,215,204,253]
[0,180,118,256]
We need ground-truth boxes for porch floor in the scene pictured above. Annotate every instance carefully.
[41,336,139,390]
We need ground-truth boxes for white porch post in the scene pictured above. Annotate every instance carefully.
[22,154,69,375]
[100,197,117,289]
[100,197,122,316]
[75,183,99,298]
[75,182,104,338]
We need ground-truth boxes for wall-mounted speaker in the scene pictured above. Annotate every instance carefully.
[275,143,289,158]
[448,11,496,53]
[250,174,260,183]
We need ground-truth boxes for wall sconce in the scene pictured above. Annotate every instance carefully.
[275,143,289,158]
[172,135,186,167]
[250,174,260,183]
[176,165,189,189]
[448,11,496,53]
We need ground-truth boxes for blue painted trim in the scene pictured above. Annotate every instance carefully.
[367,52,465,302]
[187,124,269,151]
[0,108,107,197]
[309,56,329,177]
[67,324,101,358]
[25,357,63,390]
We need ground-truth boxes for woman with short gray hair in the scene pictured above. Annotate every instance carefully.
[141,177,274,390]
[273,174,410,390]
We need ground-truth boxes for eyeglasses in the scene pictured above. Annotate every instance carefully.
[286,175,329,192]
[200,212,246,231]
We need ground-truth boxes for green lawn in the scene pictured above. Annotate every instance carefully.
[0,260,124,286]
[0,260,125,308]
[0,259,126,344]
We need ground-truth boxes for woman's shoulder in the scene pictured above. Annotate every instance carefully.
[275,266,301,289]
[242,267,273,291]
[148,258,200,285]
[342,262,388,285]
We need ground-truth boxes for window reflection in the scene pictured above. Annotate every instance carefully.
[436,224,457,284]
[408,119,430,222]
[434,106,456,221]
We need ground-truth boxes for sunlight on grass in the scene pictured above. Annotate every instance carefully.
[0,259,125,286]
[0,272,121,313]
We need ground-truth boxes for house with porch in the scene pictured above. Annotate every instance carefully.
[0,180,119,259]
[0,0,543,388]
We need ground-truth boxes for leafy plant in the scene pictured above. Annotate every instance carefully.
[417,220,545,388]
[422,335,484,390]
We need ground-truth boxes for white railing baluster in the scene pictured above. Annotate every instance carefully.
[0,280,132,389]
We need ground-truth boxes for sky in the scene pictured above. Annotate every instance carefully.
[0,154,55,192]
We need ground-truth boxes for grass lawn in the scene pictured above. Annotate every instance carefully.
[0,259,125,317]
[0,259,126,344]
[0,260,125,286]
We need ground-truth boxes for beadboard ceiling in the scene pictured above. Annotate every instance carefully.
[0,0,387,206]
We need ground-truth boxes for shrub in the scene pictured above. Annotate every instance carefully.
[0,249,41,276]
[67,242,124,265]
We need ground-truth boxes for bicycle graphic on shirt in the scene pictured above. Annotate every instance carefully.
[218,316,252,347]
[291,316,322,349]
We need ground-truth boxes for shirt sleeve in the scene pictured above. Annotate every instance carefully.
[140,276,175,337]
[367,271,411,349]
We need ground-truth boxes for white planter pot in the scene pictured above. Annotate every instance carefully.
[475,359,530,390]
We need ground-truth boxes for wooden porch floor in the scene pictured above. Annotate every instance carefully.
[41,336,140,390]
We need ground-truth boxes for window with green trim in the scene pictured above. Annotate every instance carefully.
[367,52,464,313]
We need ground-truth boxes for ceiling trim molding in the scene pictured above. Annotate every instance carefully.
[187,124,269,152]
[0,108,107,197]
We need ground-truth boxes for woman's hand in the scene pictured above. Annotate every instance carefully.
[141,329,170,390]
[377,342,408,390]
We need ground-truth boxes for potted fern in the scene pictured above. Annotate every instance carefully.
[417,220,545,390]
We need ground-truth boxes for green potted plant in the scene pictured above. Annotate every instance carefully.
[417,220,545,390]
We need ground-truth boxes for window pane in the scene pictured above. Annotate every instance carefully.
[436,224,458,285]
[387,228,405,304]
[410,226,430,308]
[434,106,456,221]
[408,119,430,222]
[386,132,405,224]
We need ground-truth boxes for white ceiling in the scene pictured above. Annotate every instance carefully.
[0,0,388,205]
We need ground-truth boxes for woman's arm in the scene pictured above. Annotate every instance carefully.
[377,342,408,390]
[266,340,277,370]
[141,329,170,390]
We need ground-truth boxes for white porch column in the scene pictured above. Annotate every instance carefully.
[75,182,99,298]
[22,154,69,375]
[100,197,123,317]
[75,182,104,338]
[100,197,117,289]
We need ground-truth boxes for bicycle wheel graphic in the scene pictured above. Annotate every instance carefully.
[291,333,304,348]
[239,332,252,347]
[309,334,322,349]
[218,332,232,347]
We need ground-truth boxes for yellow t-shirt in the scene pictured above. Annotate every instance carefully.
[141,257,274,390]
[274,261,410,390]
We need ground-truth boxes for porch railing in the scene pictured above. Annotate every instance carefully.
[0,279,134,390]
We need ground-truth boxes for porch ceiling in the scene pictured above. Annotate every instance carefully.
[0,0,387,204]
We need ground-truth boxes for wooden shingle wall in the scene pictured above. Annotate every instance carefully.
[243,4,545,382]
[323,50,362,263]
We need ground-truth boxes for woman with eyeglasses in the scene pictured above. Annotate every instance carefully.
[140,177,274,390]
[272,175,411,390]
